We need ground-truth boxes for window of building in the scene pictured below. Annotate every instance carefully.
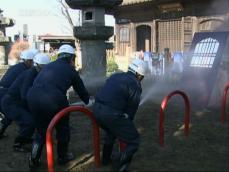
[190,37,219,68]
[120,27,129,42]
[85,11,93,21]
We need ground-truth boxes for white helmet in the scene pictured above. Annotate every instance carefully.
[33,53,50,65]
[128,59,147,76]
[20,49,36,60]
[58,44,75,55]
[30,48,39,56]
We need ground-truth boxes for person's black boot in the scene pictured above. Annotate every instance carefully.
[102,144,113,166]
[13,136,32,152]
[28,141,43,168]
[0,121,7,139]
[58,152,75,165]
[115,152,132,172]
[118,162,130,172]
[57,142,75,165]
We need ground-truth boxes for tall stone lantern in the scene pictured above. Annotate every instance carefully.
[65,0,122,79]
[0,9,14,65]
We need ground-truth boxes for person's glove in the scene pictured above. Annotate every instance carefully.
[69,101,85,107]
[85,98,95,107]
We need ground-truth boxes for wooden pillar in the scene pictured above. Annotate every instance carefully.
[130,22,135,54]
[115,24,120,54]
[132,23,136,53]
[43,41,46,53]
[181,17,185,52]
[192,16,199,35]
[145,39,150,52]
[152,20,157,53]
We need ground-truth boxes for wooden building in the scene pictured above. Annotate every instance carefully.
[38,34,75,52]
[113,0,229,56]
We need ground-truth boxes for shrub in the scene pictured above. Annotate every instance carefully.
[107,56,119,75]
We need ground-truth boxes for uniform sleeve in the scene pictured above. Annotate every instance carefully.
[124,85,141,120]
[72,69,90,104]
[7,73,27,107]
[0,63,26,88]
[20,69,37,101]
[0,66,17,88]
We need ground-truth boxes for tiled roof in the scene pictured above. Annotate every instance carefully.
[122,0,153,5]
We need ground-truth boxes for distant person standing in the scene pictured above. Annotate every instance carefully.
[161,48,172,80]
[0,49,37,139]
[93,59,147,172]
[171,51,183,83]
[27,44,90,168]
[138,50,144,60]
[143,51,153,76]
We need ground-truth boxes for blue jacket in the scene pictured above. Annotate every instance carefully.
[32,58,89,104]
[95,72,142,120]
[0,63,29,88]
[5,67,38,105]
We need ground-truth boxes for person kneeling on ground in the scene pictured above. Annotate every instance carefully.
[93,58,147,172]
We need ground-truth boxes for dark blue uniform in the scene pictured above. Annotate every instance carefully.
[0,63,29,134]
[27,57,89,159]
[93,71,142,168]
[1,67,38,144]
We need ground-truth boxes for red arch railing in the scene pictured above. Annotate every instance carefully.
[119,141,126,152]
[221,82,229,124]
[159,90,190,146]
[46,106,100,172]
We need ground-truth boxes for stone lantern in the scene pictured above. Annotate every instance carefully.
[0,9,15,65]
[65,0,122,78]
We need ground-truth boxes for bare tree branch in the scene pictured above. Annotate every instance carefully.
[57,0,74,29]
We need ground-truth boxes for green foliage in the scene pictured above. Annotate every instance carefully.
[50,53,58,62]
[107,56,119,75]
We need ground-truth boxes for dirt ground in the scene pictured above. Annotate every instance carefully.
[0,83,229,172]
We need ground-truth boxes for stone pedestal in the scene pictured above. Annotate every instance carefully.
[74,25,113,77]
[0,40,12,65]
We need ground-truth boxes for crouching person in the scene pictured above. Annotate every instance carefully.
[93,59,147,171]
[0,49,36,139]
[1,53,50,152]
[27,44,90,168]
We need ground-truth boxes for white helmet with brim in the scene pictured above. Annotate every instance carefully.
[58,44,75,55]
[33,53,50,65]
[128,59,147,76]
[20,49,36,60]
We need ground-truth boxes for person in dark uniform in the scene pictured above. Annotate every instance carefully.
[1,53,50,152]
[93,59,147,172]
[27,44,90,167]
[0,49,37,139]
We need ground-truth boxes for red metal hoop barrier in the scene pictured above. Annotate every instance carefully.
[221,82,229,124]
[159,90,190,146]
[119,141,126,152]
[46,106,100,172]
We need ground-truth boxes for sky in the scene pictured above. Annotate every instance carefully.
[0,0,115,39]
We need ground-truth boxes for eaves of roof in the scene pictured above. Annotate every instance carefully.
[121,0,153,6]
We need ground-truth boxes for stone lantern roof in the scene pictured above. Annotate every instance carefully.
[0,9,15,28]
[65,0,123,9]
[121,0,152,5]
